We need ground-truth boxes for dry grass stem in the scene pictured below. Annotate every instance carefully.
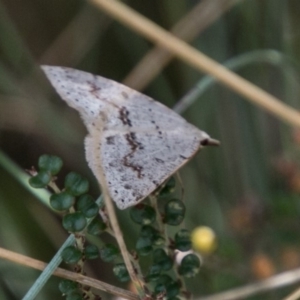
[0,247,139,300]
[88,127,146,297]
[102,190,146,296]
[197,267,300,300]
[88,0,300,128]
[283,287,300,300]
[123,0,241,90]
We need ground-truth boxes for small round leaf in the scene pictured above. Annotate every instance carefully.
[140,225,164,246]
[63,212,87,232]
[165,281,181,299]
[58,279,78,294]
[100,244,120,262]
[65,291,83,300]
[178,253,201,278]
[85,244,99,260]
[146,264,162,282]
[113,263,130,282]
[175,229,191,252]
[76,194,98,218]
[64,172,89,196]
[87,218,106,235]
[159,177,176,197]
[50,192,75,211]
[155,275,180,298]
[29,170,51,188]
[153,248,173,271]
[61,246,82,264]
[164,199,185,226]
[130,204,156,225]
[38,155,63,175]
[136,236,153,256]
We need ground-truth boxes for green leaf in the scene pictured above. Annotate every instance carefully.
[29,170,51,188]
[58,280,78,294]
[76,194,98,218]
[50,192,75,211]
[65,291,83,300]
[87,218,106,235]
[153,248,173,271]
[178,253,201,278]
[154,275,180,298]
[61,246,82,264]
[85,244,99,260]
[140,225,164,246]
[64,172,89,196]
[38,155,63,175]
[164,199,185,226]
[159,177,176,197]
[136,236,153,256]
[113,263,130,282]
[100,244,120,262]
[130,204,156,225]
[146,264,162,282]
[62,212,87,232]
[174,229,191,251]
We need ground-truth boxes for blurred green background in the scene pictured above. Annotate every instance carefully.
[1,0,300,299]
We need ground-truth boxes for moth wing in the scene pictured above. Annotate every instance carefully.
[42,66,211,210]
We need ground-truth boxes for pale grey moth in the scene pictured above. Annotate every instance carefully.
[42,66,217,209]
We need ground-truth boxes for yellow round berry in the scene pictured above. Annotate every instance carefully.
[191,226,216,254]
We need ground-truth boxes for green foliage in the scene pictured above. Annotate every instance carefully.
[136,236,153,256]
[154,275,180,299]
[50,192,75,211]
[178,254,201,278]
[28,152,199,299]
[65,291,83,300]
[87,218,106,235]
[153,249,173,271]
[76,194,99,218]
[100,243,120,262]
[58,280,79,294]
[130,204,156,225]
[159,177,176,197]
[113,263,130,282]
[146,263,162,282]
[61,246,82,264]
[28,155,105,299]
[29,155,63,189]
[85,244,99,260]
[38,155,63,175]
[62,212,87,232]
[164,199,185,226]
[140,225,164,246]
[64,172,89,196]
[29,170,51,188]
[174,229,191,251]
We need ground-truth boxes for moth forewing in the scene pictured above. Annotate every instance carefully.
[42,65,216,209]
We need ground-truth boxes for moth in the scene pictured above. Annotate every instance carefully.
[42,66,218,209]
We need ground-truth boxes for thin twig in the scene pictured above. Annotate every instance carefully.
[102,190,146,297]
[173,49,299,115]
[0,247,138,300]
[123,0,242,90]
[284,287,300,300]
[88,0,300,128]
[89,130,146,298]
[196,267,300,300]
